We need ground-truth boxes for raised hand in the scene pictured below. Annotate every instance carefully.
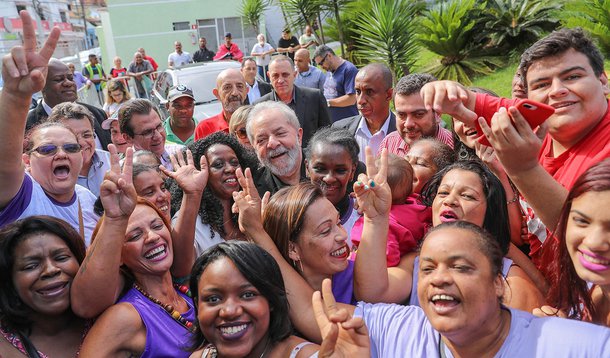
[1,10,60,96]
[232,167,266,236]
[313,279,370,357]
[420,80,477,126]
[477,107,541,177]
[160,149,207,196]
[100,145,137,220]
[353,147,391,220]
[474,140,505,178]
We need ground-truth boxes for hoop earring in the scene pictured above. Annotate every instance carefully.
[292,259,304,273]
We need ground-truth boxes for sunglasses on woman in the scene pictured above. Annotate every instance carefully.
[234,127,248,139]
[28,143,82,156]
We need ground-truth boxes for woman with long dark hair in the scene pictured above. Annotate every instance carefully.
[536,158,610,325]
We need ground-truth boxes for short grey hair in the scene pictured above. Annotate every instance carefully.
[47,102,95,129]
[313,45,334,59]
[246,101,301,143]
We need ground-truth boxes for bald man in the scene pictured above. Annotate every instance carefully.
[294,48,326,94]
[332,63,396,161]
[194,68,248,139]
[26,58,112,150]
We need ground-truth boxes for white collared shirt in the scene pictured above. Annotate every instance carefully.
[247,80,261,104]
[355,112,392,162]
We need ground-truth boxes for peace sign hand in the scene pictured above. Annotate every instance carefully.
[1,11,60,96]
[313,279,370,357]
[353,147,392,220]
[100,145,137,220]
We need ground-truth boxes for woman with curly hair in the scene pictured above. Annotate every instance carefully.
[171,132,259,256]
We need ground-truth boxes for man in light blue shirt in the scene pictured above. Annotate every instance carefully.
[294,49,325,95]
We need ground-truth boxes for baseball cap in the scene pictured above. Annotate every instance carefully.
[168,85,195,102]
[225,32,232,38]
[102,110,119,130]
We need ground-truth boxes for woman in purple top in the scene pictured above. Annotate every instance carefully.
[232,147,391,306]
[78,149,197,357]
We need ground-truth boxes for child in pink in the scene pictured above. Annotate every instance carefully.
[351,155,432,266]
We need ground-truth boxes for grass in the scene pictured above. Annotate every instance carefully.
[411,49,610,100]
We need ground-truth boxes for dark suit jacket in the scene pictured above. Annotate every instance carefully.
[332,112,397,137]
[26,101,112,150]
[244,80,273,105]
[254,85,331,147]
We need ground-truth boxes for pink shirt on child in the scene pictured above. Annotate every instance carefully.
[350,195,432,266]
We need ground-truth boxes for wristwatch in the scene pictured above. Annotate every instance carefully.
[326,99,331,107]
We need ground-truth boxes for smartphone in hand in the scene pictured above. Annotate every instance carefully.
[475,99,555,146]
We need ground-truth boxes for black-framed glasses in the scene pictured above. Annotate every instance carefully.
[317,54,329,67]
[28,143,82,156]
[133,123,165,139]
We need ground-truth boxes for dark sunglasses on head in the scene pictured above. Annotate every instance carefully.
[234,127,248,139]
[29,143,82,156]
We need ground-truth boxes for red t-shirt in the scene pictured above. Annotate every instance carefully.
[475,94,610,276]
[194,112,229,140]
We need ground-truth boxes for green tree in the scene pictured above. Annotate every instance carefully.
[481,0,561,54]
[278,0,324,39]
[561,0,610,57]
[240,0,269,34]
[352,0,424,77]
[418,0,502,85]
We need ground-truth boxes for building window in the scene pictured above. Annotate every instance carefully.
[60,11,67,23]
[172,22,190,31]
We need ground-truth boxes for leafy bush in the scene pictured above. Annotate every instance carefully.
[352,0,424,77]
[418,0,502,85]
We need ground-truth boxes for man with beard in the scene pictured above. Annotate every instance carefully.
[379,73,453,156]
[247,101,306,197]
[194,68,248,139]
[26,58,112,150]
[254,55,330,147]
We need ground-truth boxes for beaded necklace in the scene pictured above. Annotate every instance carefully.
[133,283,195,332]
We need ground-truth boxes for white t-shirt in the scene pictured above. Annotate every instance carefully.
[0,174,99,245]
[251,43,274,67]
[168,51,192,67]
[172,212,223,257]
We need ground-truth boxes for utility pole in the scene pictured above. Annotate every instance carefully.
[80,0,88,49]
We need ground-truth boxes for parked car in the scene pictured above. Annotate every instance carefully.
[151,61,242,121]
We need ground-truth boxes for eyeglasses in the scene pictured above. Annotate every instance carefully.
[317,54,329,67]
[234,127,248,139]
[28,143,82,156]
[133,123,165,139]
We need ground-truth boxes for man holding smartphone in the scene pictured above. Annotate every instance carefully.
[419,28,610,280]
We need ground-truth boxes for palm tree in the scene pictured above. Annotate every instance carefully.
[352,0,424,77]
[418,0,502,85]
[561,0,610,57]
[480,0,561,54]
[240,0,269,34]
[278,0,324,39]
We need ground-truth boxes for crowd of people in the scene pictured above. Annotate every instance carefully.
[1,9,610,358]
